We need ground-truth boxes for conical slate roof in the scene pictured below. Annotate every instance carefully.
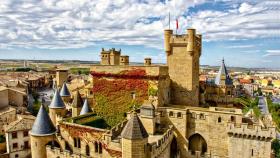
[49,89,65,108]
[30,105,56,136]
[215,59,232,86]
[60,83,71,97]
[121,112,148,140]
[72,91,83,108]
[80,99,93,115]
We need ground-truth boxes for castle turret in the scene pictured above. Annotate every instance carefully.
[121,112,148,158]
[30,105,56,158]
[80,98,92,115]
[164,28,201,106]
[60,82,71,102]
[120,55,129,65]
[144,58,152,66]
[56,69,68,88]
[110,48,121,65]
[72,91,83,117]
[140,100,156,135]
[49,89,66,126]
[215,59,232,86]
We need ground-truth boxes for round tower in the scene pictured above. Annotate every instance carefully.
[121,112,148,158]
[30,105,56,158]
[49,89,66,126]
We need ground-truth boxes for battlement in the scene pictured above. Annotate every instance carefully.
[46,145,85,158]
[106,120,128,140]
[90,65,169,78]
[227,122,276,140]
[149,126,174,157]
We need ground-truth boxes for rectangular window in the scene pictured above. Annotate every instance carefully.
[12,132,17,139]
[23,131,29,137]
[24,141,29,149]
[13,143,18,149]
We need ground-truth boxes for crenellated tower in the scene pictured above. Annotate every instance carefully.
[164,28,202,106]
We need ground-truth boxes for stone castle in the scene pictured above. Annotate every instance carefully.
[29,28,276,158]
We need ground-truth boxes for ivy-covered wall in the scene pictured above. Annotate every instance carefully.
[91,69,158,127]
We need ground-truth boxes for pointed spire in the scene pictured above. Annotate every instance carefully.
[60,82,71,97]
[121,112,148,140]
[72,91,83,108]
[30,105,56,136]
[49,89,65,108]
[80,99,92,115]
[214,58,232,86]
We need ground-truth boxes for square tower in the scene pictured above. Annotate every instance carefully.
[164,29,202,106]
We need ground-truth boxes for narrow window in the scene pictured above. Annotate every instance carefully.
[231,116,235,122]
[74,138,77,147]
[24,141,29,149]
[86,145,90,156]
[94,142,98,153]
[15,154,19,158]
[218,117,222,123]
[99,142,102,154]
[251,149,254,156]
[77,138,81,148]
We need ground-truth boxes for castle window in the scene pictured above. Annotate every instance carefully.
[74,138,77,147]
[177,112,182,118]
[94,142,98,153]
[12,132,17,139]
[86,145,90,156]
[23,130,29,137]
[77,138,81,148]
[218,117,222,123]
[24,141,29,149]
[13,143,18,149]
[15,154,19,158]
[227,91,231,95]
[231,116,235,122]
[251,149,254,156]
[99,142,102,154]
[200,113,205,119]
[169,111,174,117]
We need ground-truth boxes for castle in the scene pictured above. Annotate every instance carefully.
[29,28,276,158]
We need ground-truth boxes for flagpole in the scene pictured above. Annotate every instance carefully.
[168,12,170,30]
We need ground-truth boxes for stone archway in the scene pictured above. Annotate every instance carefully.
[170,137,178,158]
[188,133,207,155]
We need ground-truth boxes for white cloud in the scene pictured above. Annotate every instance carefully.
[263,50,280,57]
[0,0,279,50]
[226,45,255,49]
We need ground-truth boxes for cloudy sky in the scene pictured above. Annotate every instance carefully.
[0,0,279,68]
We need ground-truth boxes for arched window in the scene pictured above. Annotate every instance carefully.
[94,142,98,153]
[177,112,182,118]
[86,144,90,156]
[98,142,102,154]
[218,117,222,123]
[15,154,19,158]
[169,111,174,117]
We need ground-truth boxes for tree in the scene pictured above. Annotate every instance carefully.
[234,97,261,117]
[272,139,280,158]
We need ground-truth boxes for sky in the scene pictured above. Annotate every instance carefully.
[0,0,279,68]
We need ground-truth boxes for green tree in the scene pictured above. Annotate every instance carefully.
[234,97,261,117]
[272,139,280,158]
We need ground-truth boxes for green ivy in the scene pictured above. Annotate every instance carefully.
[148,87,158,96]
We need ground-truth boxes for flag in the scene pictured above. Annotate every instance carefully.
[176,19,179,30]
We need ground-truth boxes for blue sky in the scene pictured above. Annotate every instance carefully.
[0,0,279,68]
